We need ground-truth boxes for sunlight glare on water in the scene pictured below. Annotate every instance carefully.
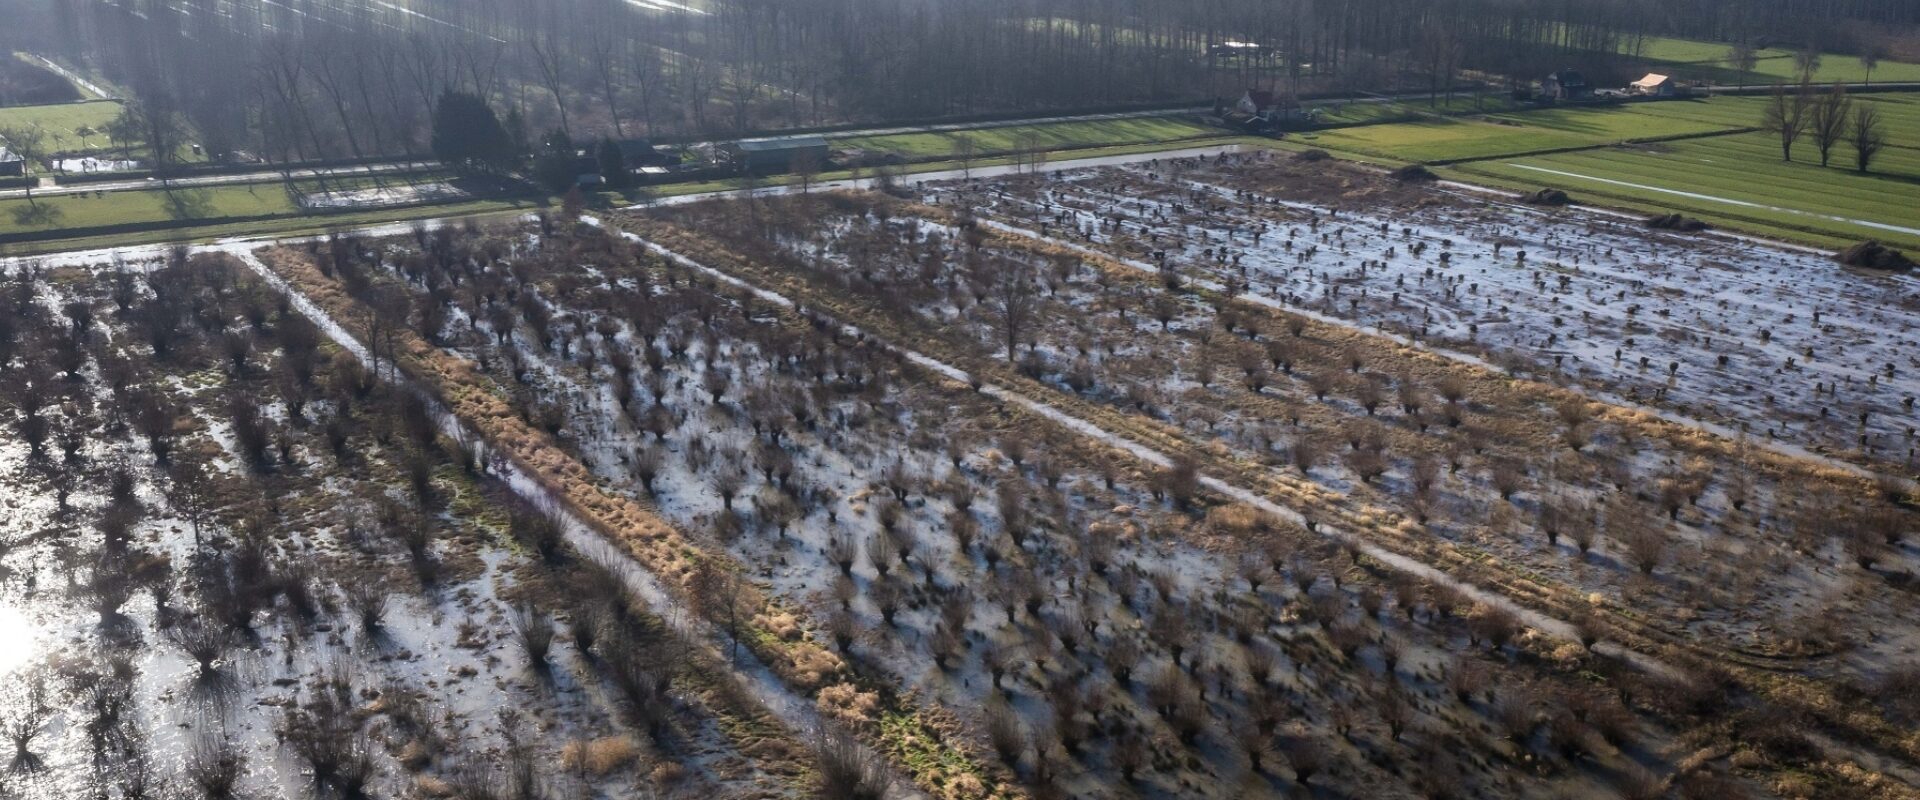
[0,606,37,675]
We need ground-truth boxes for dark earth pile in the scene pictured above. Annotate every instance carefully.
[1837,240,1916,271]
[1389,164,1438,182]
[1646,213,1710,231]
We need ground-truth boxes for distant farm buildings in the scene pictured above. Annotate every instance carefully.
[0,146,24,177]
[1222,89,1301,131]
[1630,73,1675,96]
[724,135,830,175]
[1542,68,1592,101]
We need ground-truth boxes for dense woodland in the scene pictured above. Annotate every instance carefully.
[0,0,1915,163]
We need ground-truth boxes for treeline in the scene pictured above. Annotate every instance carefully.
[0,0,1910,168]
[1652,0,1920,41]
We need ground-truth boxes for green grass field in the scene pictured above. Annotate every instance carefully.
[834,116,1214,159]
[1437,93,1920,250]
[1614,34,1920,86]
[1282,89,1920,252]
[0,100,125,152]
[1309,93,1528,125]
[1298,97,1767,164]
[1453,131,1920,251]
[0,173,466,237]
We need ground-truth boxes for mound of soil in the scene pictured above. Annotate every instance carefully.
[1645,213,1710,232]
[1291,148,1331,163]
[1837,240,1916,271]
[1522,188,1571,206]
[1389,164,1438,183]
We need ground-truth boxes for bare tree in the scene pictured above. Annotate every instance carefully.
[791,148,822,194]
[985,257,1036,365]
[1850,104,1886,174]
[1724,43,1759,89]
[0,125,47,207]
[1760,83,1813,162]
[812,730,890,799]
[1793,46,1822,81]
[953,137,977,179]
[1860,45,1889,87]
[1807,84,1851,168]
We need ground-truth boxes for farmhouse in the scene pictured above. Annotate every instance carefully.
[724,134,830,175]
[1542,68,1591,101]
[0,146,23,177]
[1223,88,1301,131]
[1630,72,1674,96]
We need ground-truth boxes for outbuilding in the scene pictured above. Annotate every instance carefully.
[724,135,830,175]
[0,147,23,177]
[1542,68,1591,101]
[1630,73,1675,96]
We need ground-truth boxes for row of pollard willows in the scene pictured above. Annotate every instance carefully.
[596,204,1884,797]
[644,188,1920,664]
[609,191,1920,784]
[972,154,1920,467]
[0,252,814,798]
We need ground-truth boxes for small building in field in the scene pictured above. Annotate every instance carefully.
[0,147,23,177]
[1542,68,1591,101]
[1235,89,1274,117]
[1228,89,1301,130]
[724,135,830,175]
[1630,73,1674,96]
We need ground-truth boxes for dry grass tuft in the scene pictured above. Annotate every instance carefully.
[560,736,640,777]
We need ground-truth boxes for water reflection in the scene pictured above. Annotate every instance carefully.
[0,606,37,675]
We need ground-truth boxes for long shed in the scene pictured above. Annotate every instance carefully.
[724,135,830,174]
